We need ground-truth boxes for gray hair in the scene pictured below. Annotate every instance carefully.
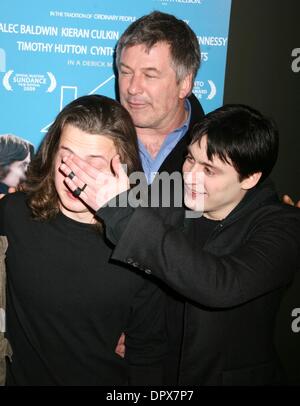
[115,11,201,85]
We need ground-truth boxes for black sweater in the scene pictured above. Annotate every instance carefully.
[0,192,166,386]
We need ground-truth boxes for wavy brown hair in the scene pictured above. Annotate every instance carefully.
[23,94,142,221]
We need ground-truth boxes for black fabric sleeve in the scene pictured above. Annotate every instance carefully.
[97,193,167,385]
[96,191,135,245]
[111,206,300,308]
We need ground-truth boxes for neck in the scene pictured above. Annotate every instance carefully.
[60,206,96,224]
[203,191,247,221]
[137,104,188,159]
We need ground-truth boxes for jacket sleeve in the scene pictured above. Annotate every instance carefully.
[125,276,167,385]
[97,196,134,246]
[111,207,300,308]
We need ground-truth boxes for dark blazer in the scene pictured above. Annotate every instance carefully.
[154,93,205,384]
[101,181,300,385]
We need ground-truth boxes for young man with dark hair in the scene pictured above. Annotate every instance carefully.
[61,103,300,385]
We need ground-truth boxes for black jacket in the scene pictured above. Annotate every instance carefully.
[153,93,204,384]
[99,181,300,385]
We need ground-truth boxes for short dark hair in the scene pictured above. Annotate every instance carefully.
[24,95,141,220]
[116,11,200,85]
[0,134,34,180]
[190,104,279,183]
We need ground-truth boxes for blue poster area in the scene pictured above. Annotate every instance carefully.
[0,0,232,148]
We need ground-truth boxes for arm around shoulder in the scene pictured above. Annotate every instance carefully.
[111,206,300,308]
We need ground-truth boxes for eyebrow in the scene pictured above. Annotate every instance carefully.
[60,146,109,162]
[187,147,221,170]
[120,62,161,74]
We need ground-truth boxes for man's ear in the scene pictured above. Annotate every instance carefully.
[241,172,262,190]
[179,73,193,99]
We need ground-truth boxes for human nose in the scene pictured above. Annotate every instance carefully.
[127,74,143,95]
[185,163,202,184]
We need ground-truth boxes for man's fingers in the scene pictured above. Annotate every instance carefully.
[111,155,130,186]
[62,154,99,181]
[119,332,125,345]
[115,345,125,358]
[111,154,122,177]
[60,161,92,188]
[64,175,85,193]
[282,195,300,209]
[115,332,126,358]
[282,194,294,206]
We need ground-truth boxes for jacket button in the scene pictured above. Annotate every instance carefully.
[126,258,134,264]
[144,269,152,275]
[132,262,139,268]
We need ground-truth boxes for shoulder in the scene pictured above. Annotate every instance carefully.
[188,93,205,119]
[247,202,300,246]
[256,201,300,223]
[275,203,300,235]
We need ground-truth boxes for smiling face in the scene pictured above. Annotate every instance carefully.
[183,135,251,220]
[54,124,117,223]
[118,42,191,136]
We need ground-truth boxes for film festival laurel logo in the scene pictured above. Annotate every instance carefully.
[193,79,217,101]
[2,70,56,93]
[0,47,56,93]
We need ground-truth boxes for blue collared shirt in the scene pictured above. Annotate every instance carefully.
[138,99,191,184]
